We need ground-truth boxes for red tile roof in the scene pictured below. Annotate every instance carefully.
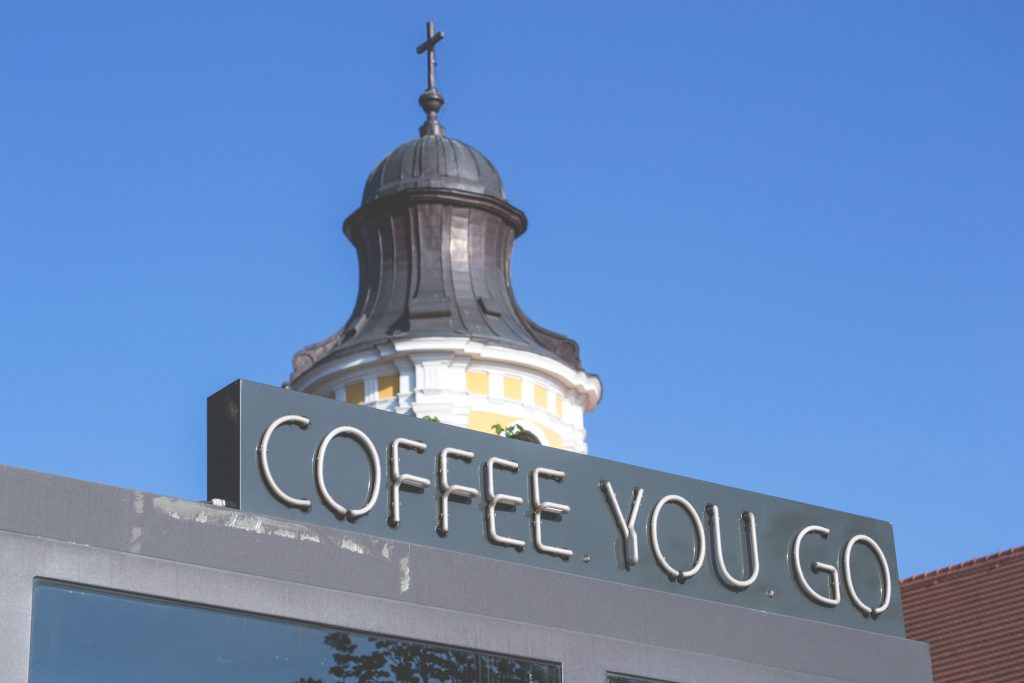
[901,546,1024,683]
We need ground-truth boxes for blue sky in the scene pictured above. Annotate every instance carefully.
[1,2,1021,578]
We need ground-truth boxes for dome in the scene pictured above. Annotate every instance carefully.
[362,135,505,205]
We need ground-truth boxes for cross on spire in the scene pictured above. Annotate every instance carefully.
[417,21,444,91]
[416,21,446,137]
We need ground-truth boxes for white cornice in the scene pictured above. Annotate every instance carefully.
[292,337,602,410]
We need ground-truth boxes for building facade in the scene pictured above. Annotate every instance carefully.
[1,464,934,682]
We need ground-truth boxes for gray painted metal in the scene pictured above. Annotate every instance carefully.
[361,136,504,204]
[290,181,587,381]
[290,70,589,382]
[0,465,933,682]
[210,380,908,637]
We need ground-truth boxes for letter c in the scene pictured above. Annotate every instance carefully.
[258,415,312,510]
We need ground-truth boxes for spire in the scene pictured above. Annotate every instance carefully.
[416,21,445,137]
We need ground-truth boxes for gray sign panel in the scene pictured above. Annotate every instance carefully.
[208,380,906,636]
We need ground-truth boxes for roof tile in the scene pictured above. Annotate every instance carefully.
[901,546,1024,683]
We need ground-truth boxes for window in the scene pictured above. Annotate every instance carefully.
[517,430,542,444]
[344,381,364,404]
[29,581,560,683]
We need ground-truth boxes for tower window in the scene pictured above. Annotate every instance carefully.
[466,370,489,396]
[344,382,365,404]
[377,374,400,399]
[504,376,522,401]
[517,430,541,444]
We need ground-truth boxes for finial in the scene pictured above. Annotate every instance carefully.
[416,21,445,137]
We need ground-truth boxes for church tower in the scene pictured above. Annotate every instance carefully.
[288,23,601,452]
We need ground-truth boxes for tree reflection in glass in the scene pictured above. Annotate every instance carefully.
[295,629,559,683]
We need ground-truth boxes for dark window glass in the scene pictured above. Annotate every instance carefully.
[517,431,542,444]
[29,581,559,683]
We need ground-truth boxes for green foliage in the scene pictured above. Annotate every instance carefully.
[491,423,531,441]
[420,415,440,422]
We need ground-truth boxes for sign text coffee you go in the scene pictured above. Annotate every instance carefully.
[208,381,905,636]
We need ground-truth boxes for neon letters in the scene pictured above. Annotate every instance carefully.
[257,414,892,616]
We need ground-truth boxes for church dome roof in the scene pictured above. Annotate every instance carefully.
[362,135,505,205]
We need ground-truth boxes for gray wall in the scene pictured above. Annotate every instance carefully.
[0,466,933,682]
